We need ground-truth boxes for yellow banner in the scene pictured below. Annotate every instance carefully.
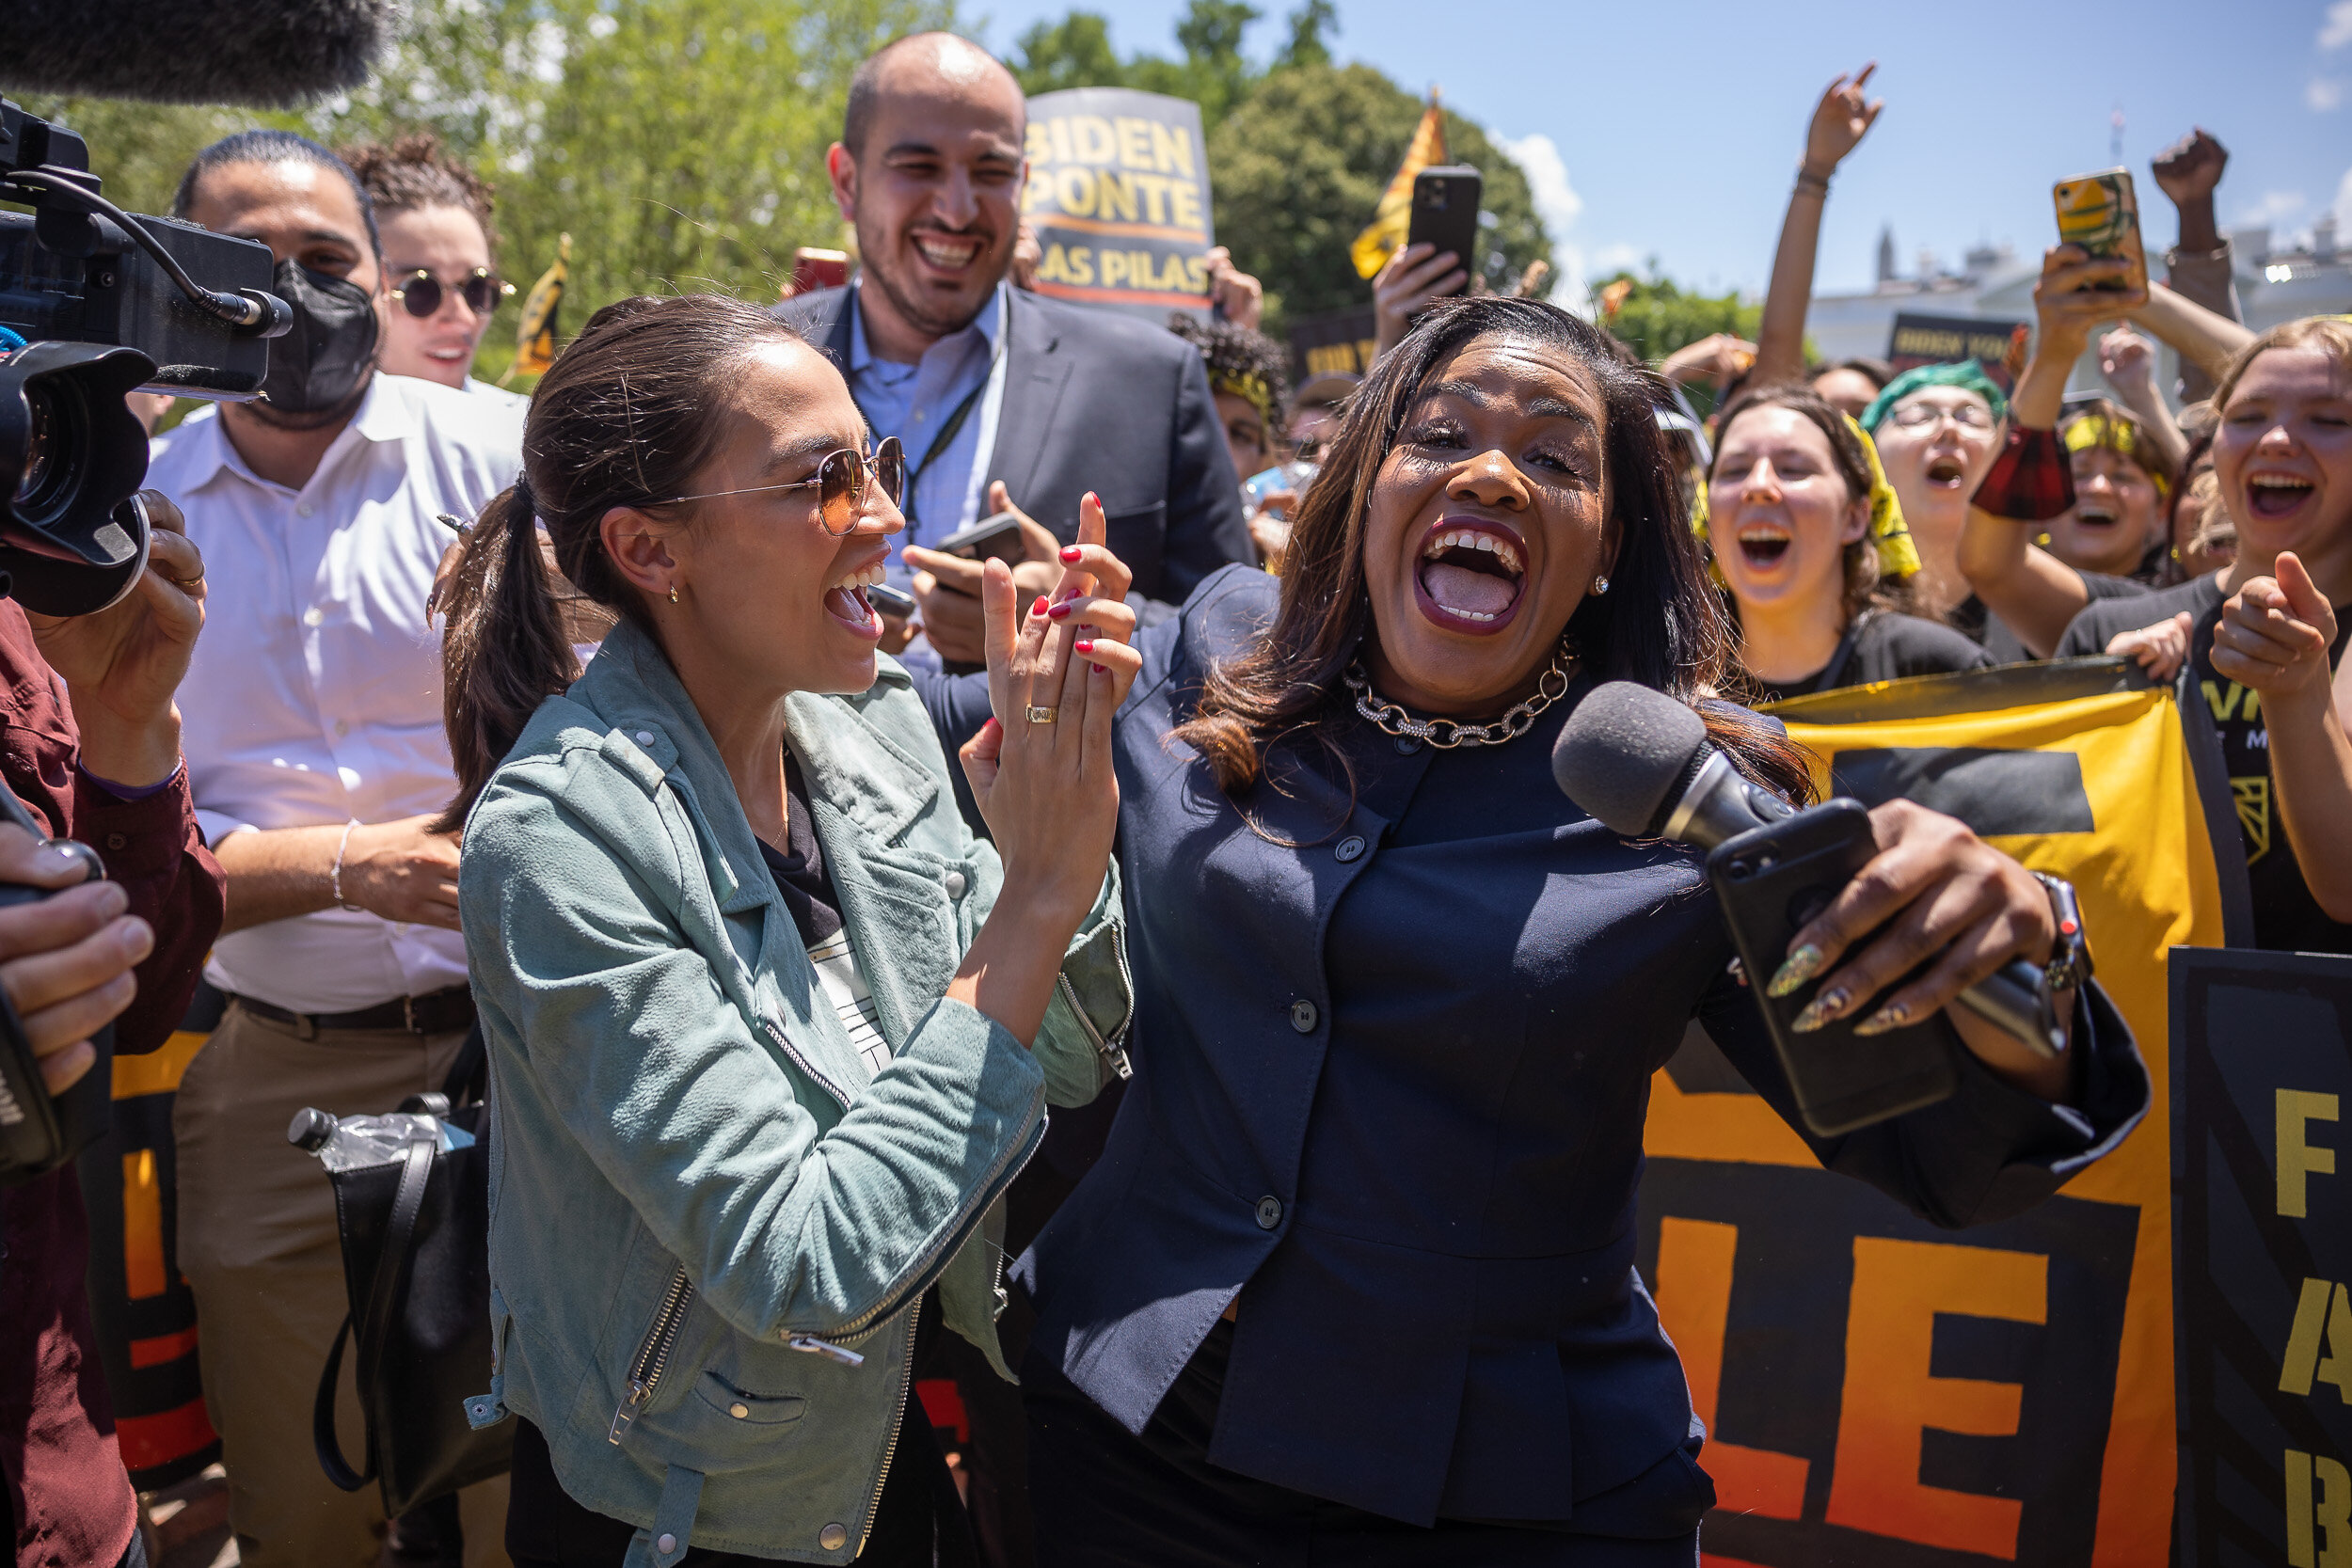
[1642,664,2238,1566]
[506,231,571,383]
[1350,97,1446,280]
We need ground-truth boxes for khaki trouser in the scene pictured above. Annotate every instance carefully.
[174,1000,511,1568]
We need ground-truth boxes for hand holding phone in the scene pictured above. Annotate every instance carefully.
[1406,166,1483,303]
[2053,169,2148,294]
[932,511,1031,565]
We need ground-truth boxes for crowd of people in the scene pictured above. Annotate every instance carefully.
[1,28,2345,1568]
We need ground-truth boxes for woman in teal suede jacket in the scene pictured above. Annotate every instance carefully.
[433,294,1141,1567]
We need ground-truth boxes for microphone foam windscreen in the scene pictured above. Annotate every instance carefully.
[1550,681,1709,837]
[0,0,396,106]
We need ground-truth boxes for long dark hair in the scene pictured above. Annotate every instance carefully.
[1708,383,1921,626]
[434,293,803,829]
[1172,295,1811,807]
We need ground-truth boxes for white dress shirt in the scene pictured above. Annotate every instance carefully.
[149,374,524,1012]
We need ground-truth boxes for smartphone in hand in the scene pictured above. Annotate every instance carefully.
[932,511,1030,564]
[1406,166,1484,299]
[2053,169,2148,293]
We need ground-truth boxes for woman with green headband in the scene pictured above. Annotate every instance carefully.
[1861,361,2010,622]
[1706,384,1990,701]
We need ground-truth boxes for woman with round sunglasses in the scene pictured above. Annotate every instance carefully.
[435,293,1141,1565]
[342,133,520,402]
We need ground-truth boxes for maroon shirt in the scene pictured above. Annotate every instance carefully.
[0,603,225,1567]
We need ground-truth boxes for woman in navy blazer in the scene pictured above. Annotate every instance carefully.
[921,297,2148,1565]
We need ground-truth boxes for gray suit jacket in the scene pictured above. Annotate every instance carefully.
[775,284,1253,608]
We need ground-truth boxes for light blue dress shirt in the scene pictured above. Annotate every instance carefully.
[846,278,1009,578]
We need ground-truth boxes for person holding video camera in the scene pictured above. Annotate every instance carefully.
[144,131,521,1567]
[0,491,225,1568]
[774,32,1252,669]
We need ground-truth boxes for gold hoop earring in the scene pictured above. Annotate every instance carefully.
[668,584,680,605]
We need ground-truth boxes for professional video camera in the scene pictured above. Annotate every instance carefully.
[1,97,289,617]
[0,99,293,1181]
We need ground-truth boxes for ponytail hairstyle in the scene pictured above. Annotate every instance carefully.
[1170,294,1813,817]
[434,293,804,830]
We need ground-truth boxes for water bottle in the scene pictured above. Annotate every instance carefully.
[287,1107,472,1172]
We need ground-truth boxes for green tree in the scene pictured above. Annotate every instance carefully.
[1012,0,1263,131]
[1591,270,1759,357]
[1211,64,1549,331]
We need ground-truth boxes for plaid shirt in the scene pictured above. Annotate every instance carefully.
[1972,423,2076,522]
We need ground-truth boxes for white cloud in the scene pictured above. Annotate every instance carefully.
[2323,0,2352,48]
[2312,77,2345,111]
[1493,131,1587,309]
[2236,190,2310,227]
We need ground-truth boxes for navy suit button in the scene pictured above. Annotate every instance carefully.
[1393,736,1422,755]
[1289,999,1318,1033]
[1334,834,1366,863]
[1256,1196,1283,1229]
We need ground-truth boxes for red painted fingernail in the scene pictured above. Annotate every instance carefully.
[1074,639,1096,653]
[1031,596,1048,617]
[1084,491,1099,508]
[1048,600,1073,620]
[1059,546,1083,562]
[1093,663,1108,674]
[980,717,1000,734]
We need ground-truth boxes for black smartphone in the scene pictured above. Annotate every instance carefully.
[1707,800,1959,1137]
[866,580,915,618]
[1406,166,1483,298]
[932,511,1028,564]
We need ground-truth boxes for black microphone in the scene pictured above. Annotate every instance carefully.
[0,0,395,107]
[1552,681,2063,1057]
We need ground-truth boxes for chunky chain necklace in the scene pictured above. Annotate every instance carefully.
[1343,644,1577,750]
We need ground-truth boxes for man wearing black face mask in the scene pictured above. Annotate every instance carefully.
[146,132,520,1568]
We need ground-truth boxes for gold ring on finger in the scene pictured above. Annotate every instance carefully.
[1026,705,1059,724]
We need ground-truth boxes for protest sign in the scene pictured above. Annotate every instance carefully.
[1638,659,2246,1566]
[2172,946,2352,1568]
[1290,306,1380,380]
[1021,87,1213,318]
[77,983,225,1489]
[1887,311,2029,394]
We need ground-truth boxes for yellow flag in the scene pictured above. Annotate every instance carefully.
[503,232,571,384]
[1350,95,1446,280]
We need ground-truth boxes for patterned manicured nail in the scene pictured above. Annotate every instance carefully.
[1059,546,1083,562]
[1852,1001,1911,1037]
[1031,596,1049,617]
[1768,943,1825,998]
[1790,987,1851,1034]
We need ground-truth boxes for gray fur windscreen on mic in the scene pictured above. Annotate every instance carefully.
[1549,681,1710,840]
[0,0,395,106]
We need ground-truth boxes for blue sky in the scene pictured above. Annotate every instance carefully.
[971,0,2352,304]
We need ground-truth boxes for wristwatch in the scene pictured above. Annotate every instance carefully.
[2032,872,2093,993]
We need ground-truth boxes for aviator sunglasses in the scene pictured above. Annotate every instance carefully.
[656,437,906,534]
[389,266,516,319]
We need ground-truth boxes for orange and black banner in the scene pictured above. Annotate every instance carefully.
[2171,947,2352,1567]
[1021,87,1213,317]
[77,982,223,1490]
[1639,659,2246,1565]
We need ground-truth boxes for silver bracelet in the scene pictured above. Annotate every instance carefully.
[330,818,360,910]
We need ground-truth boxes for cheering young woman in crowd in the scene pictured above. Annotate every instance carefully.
[1705,385,1989,702]
[2059,315,2352,957]
[919,295,2146,1565]
[1858,362,2009,624]
[435,294,1137,1565]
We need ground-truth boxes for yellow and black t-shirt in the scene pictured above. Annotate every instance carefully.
[2061,574,2352,955]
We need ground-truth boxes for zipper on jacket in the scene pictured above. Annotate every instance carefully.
[763,1021,853,1114]
[608,1265,695,1444]
[1055,923,1134,1080]
[851,1295,922,1557]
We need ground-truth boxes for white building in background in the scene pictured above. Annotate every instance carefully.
[1804,221,2352,407]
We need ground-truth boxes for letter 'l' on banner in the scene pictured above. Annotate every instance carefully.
[1639,657,2246,1567]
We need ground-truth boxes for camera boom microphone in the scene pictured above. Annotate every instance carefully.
[0,0,397,108]
[1552,681,2063,1059]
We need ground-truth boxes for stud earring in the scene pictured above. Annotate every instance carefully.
[668,584,680,605]
[1591,575,1611,596]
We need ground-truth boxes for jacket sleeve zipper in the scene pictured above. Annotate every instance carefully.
[1054,921,1134,1081]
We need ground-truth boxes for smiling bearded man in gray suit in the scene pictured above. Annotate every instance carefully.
[775,31,1254,669]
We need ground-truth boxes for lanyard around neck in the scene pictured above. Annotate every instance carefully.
[851,293,1010,533]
